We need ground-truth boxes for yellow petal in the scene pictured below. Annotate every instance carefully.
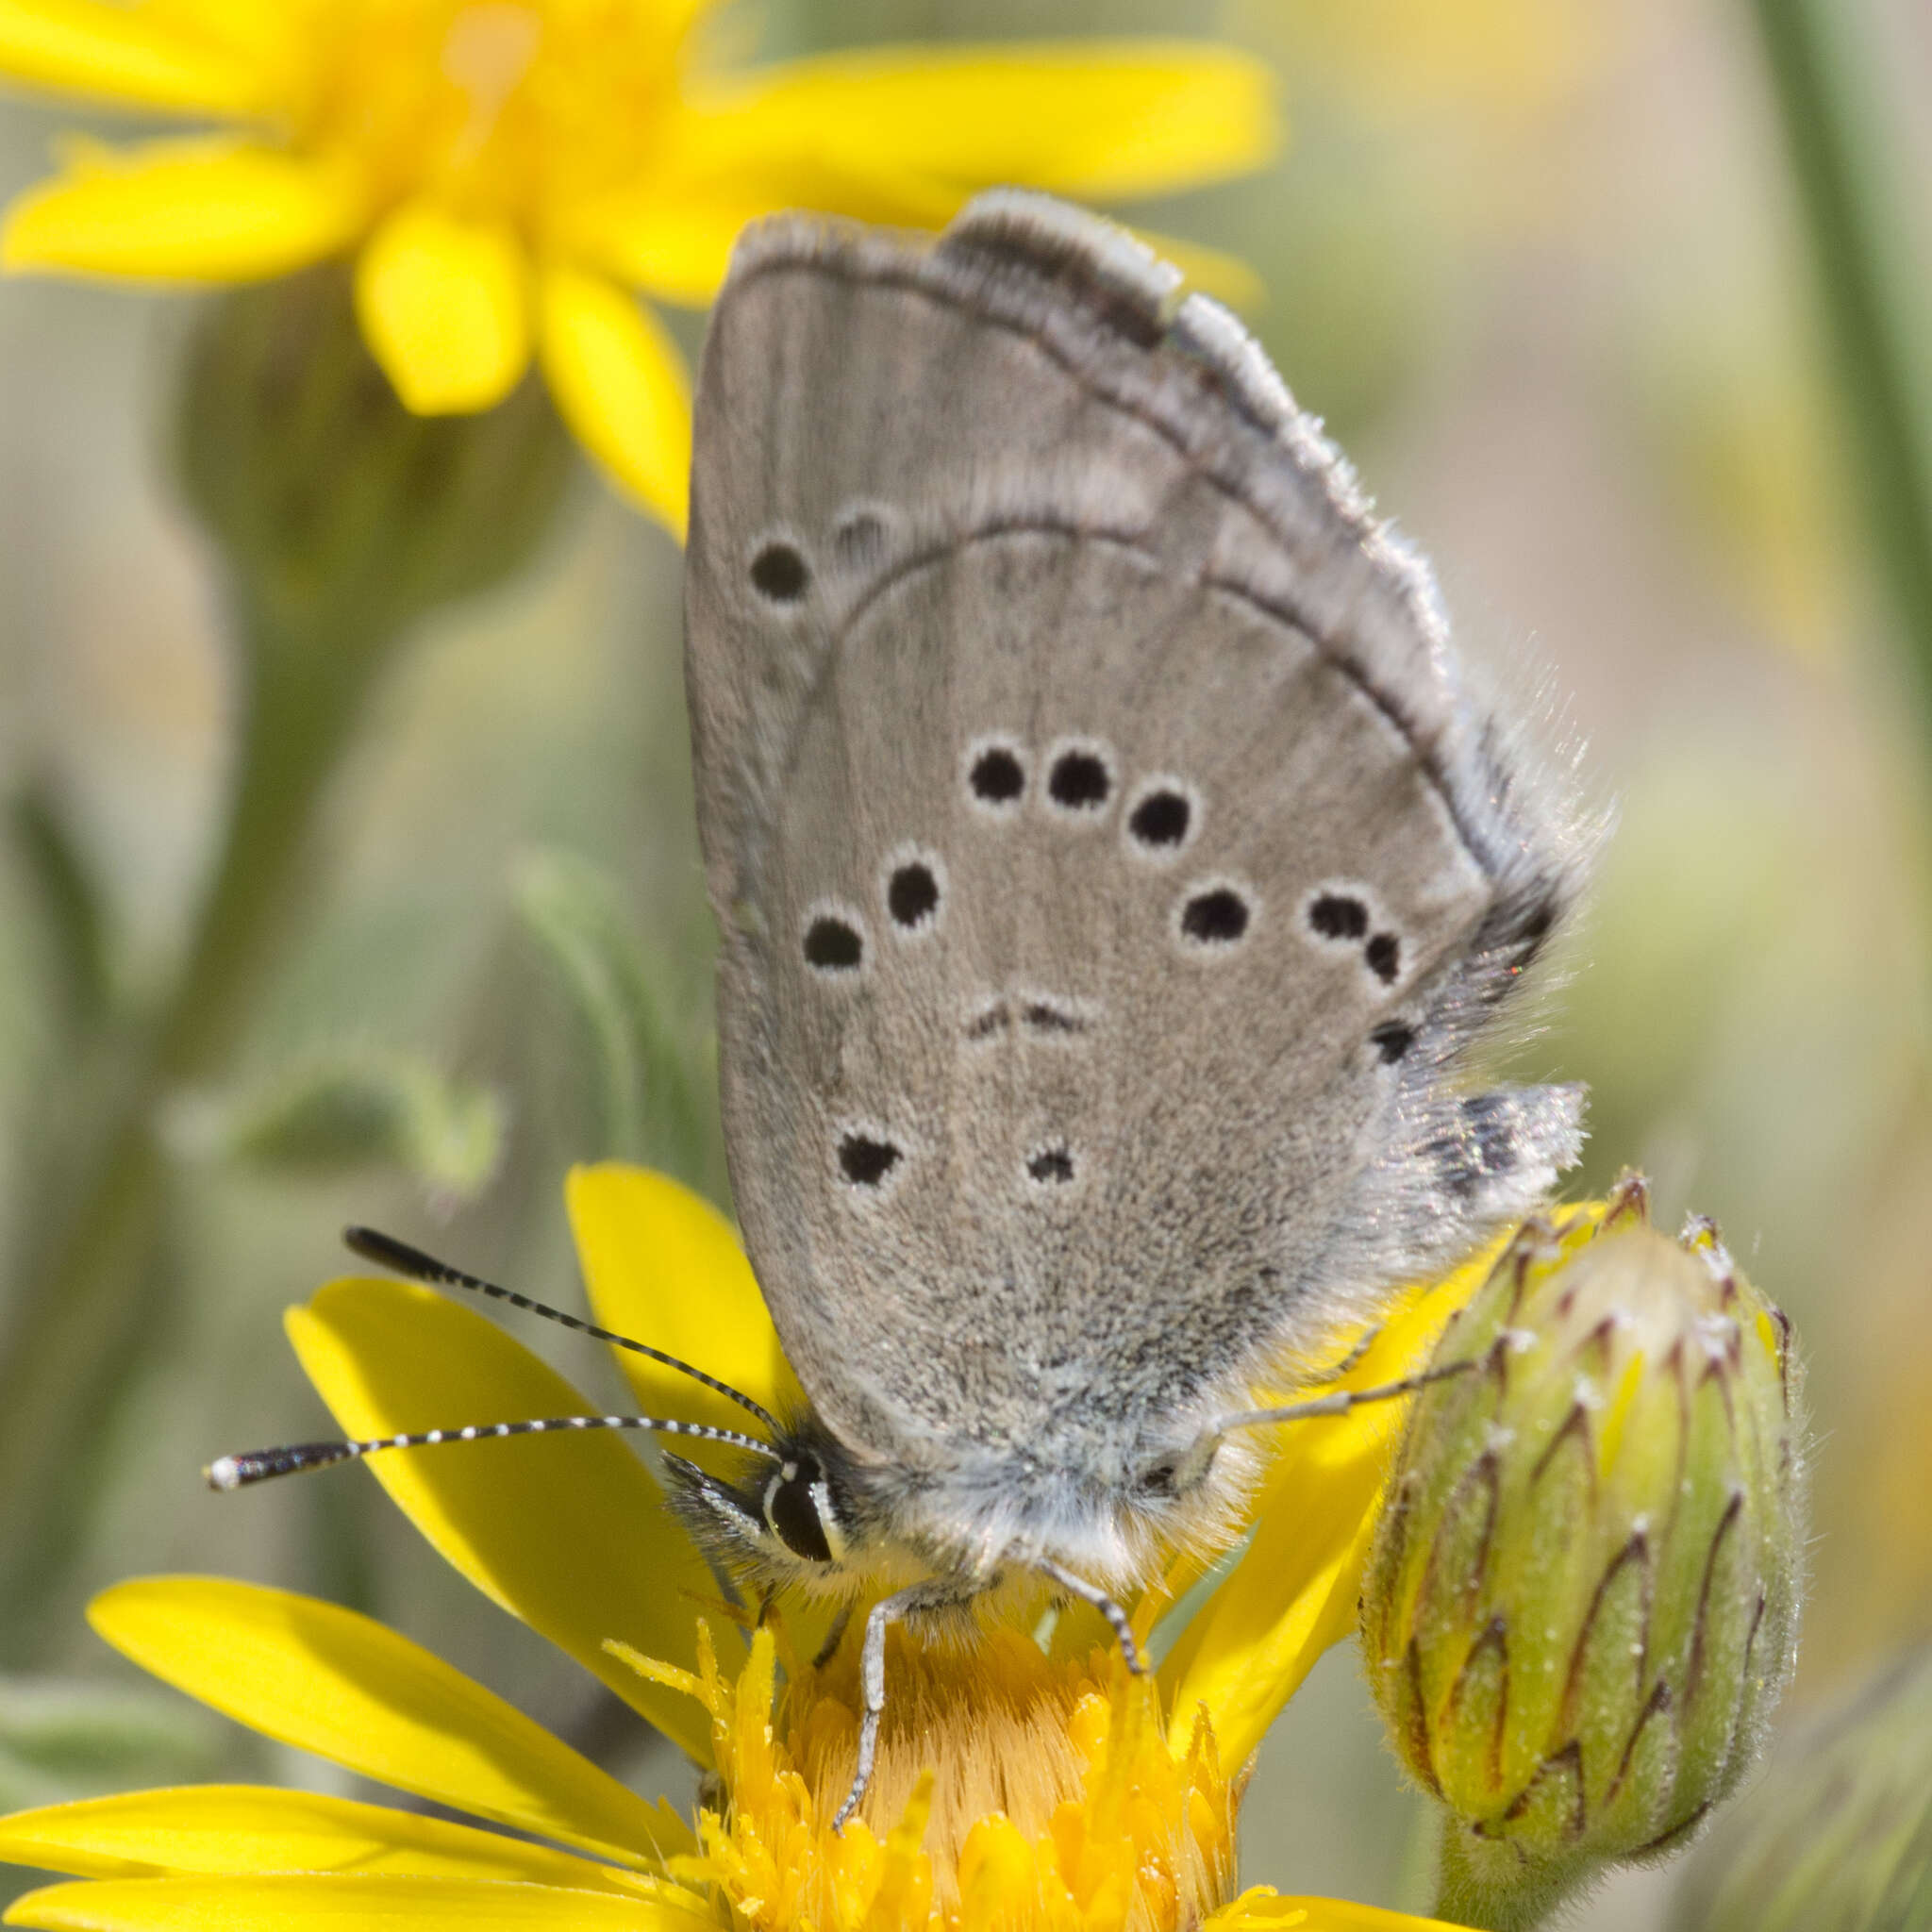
[5,1875,714,1932]
[87,1580,682,1868]
[286,1276,722,1763]
[566,1163,805,1450]
[678,43,1280,202]
[570,159,953,308]
[2,138,358,282]
[538,265,689,536]
[1159,1238,1509,1765]
[0,0,263,113]
[355,202,531,414]
[1207,1893,1472,1931]
[570,185,791,309]
[0,1786,675,1890]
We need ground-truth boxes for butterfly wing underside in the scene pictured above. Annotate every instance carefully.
[685,195,1583,1469]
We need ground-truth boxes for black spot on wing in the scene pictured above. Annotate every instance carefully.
[887,861,941,931]
[804,916,863,971]
[964,1000,1010,1041]
[838,1134,900,1187]
[970,746,1025,806]
[1047,749,1111,810]
[1371,1020,1416,1064]
[1022,999,1091,1036]
[1181,887,1250,946]
[1308,893,1369,942]
[750,541,809,602]
[1128,789,1190,849]
[1026,1144,1075,1185]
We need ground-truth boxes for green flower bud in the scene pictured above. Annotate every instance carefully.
[1360,1181,1805,1931]
[175,264,575,653]
[1670,1643,1932,1932]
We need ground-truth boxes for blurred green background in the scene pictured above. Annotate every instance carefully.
[0,0,1928,1924]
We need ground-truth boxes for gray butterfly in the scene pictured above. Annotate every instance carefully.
[210,192,1586,1829]
[677,192,1584,1814]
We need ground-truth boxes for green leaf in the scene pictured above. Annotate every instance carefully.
[0,1677,220,1809]
[179,1047,505,1202]
[511,847,714,1184]
[9,782,111,1033]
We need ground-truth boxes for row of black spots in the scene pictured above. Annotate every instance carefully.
[746,511,894,608]
[962,735,1199,861]
[1304,888,1403,987]
[801,852,947,979]
[967,735,1118,820]
[836,1128,1078,1194]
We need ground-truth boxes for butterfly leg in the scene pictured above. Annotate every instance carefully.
[1307,1323,1384,1386]
[833,1581,961,1832]
[1035,1557,1144,1674]
[1220,1355,1478,1436]
[811,1602,854,1671]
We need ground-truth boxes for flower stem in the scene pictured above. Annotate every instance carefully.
[1435,1824,1575,1932]
[1750,0,1932,712]
[0,268,571,1649]
[0,615,384,1650]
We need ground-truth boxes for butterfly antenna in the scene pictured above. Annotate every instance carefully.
[342,1225,784,1435]
[206,1413,784,1491]
[1214,1355,1479,1437]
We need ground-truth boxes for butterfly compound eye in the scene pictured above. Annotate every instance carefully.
[763,1457,835,1562]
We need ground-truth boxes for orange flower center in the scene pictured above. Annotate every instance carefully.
[620,1622,1241,1932]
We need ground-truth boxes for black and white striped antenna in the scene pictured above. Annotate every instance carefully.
[204,1225,786,1492]
[341,1226,783,1433]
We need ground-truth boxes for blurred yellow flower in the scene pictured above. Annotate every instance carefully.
[0,1,1278,533]
[1244,0,1604,121]
[0,1165,1499,1930]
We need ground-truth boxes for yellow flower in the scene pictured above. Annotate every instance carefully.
[1241,0,1606,122]
[0,0,1277,533]
[0,1164,1505,1931]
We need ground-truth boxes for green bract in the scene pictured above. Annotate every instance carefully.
[1672,1643,1932,1932]
[1360,1183,1805,1930]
